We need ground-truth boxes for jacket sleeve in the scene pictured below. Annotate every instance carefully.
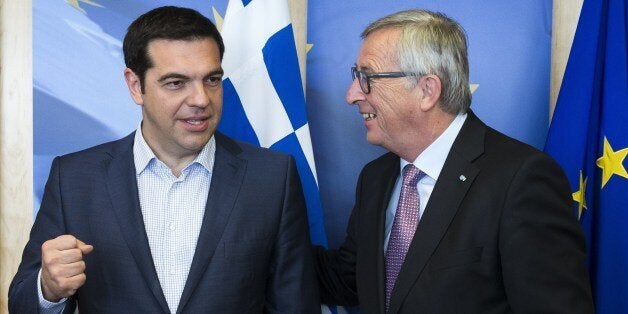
[9,157,77,314]
[499,152,594,313]
[313,171,362,306]
[264,155,320,313]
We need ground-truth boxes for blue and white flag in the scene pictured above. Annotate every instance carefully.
[218,0,328,248]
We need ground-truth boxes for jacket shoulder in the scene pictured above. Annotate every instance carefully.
[216,132,293,163]
[483,125,557,166]
[55,133,134,167]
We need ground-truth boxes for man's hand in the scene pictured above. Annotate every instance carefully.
[40,235,94,302]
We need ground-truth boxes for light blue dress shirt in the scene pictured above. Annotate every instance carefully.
[384,113,467,251]
[134,129,215,313]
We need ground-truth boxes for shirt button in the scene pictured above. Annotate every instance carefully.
[170,268,176,275]
[169,224,176,231]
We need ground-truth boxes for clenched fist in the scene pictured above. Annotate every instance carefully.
[40,235,94,302]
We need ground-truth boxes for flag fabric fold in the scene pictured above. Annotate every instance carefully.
[544,0,628,312]
[218,0,328,248]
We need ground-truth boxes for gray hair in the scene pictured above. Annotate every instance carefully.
[362,9,471,114]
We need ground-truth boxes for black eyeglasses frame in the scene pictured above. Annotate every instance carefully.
[351,66,417,94]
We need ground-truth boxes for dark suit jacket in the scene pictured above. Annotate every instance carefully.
[315,112,594,313]
[9,132,319,313]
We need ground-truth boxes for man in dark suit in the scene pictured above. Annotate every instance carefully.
[9,6,318,313]
[314,9,594,313]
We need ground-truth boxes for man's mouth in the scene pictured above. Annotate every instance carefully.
[362,113,376,121]
[185,119,205,125]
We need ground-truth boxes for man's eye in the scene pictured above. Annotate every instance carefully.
[164,80,184,89]
[206,76,223,86]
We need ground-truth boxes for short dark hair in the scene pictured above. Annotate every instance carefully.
[123,6,225,92]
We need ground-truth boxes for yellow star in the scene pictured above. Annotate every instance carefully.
[66,0,103,14]
[596,136,628,188]
[572,170,587,219]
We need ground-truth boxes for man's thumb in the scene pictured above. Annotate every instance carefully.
[76,239,94,254]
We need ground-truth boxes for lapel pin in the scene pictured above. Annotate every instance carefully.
[459,175,467,181]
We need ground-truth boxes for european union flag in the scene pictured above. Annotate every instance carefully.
[544,0,628,312]
[218,0,328,248]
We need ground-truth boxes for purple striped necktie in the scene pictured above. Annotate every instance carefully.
[385,164,423,311]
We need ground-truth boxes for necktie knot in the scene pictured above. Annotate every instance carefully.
[402,164,423,187]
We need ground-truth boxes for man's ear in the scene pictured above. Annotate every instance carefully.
[417,74,442,111]
[124,68,144,106]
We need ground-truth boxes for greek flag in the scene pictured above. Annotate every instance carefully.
[218,0,328,248]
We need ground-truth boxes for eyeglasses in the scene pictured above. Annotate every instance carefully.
[351,66,416,94]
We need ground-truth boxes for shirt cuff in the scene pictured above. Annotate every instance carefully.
[37,268,67,313]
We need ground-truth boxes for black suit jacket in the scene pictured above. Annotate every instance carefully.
[316,112,593,313]
[9,132,319,313]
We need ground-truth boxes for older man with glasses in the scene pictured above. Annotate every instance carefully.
[314,9,594,314]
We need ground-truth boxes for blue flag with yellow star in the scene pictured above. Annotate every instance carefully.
[544,0,628,312]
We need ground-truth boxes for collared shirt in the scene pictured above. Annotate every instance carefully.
[37,127,216,314]
[384,113,467,251]
[134,128,215,313]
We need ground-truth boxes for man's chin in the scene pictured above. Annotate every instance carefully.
[365,134,382,147]
[182,134,213,151]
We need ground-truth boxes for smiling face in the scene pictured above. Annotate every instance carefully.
[346,28,451,161]
[125,38,223,165]
[346,28,424,155]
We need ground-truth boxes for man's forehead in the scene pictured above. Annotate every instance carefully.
[357,29,400,70]
[146,37,219,52]
[145,38,222,75]
[362,27,401,46]
[146,38,220,61]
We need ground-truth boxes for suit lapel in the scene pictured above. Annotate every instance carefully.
[388,112,486,313]
[105,133,170,313]
[361,153,399,314]
[177,134,246,313]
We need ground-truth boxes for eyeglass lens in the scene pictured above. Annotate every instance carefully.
[351,67,369,93]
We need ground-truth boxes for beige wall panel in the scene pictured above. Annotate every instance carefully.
[289,0,307,92]
[0,0,33,312]
[550,0,584,120]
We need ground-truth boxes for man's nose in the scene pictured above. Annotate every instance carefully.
[188,82,210,107]
[346,78,365,106]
